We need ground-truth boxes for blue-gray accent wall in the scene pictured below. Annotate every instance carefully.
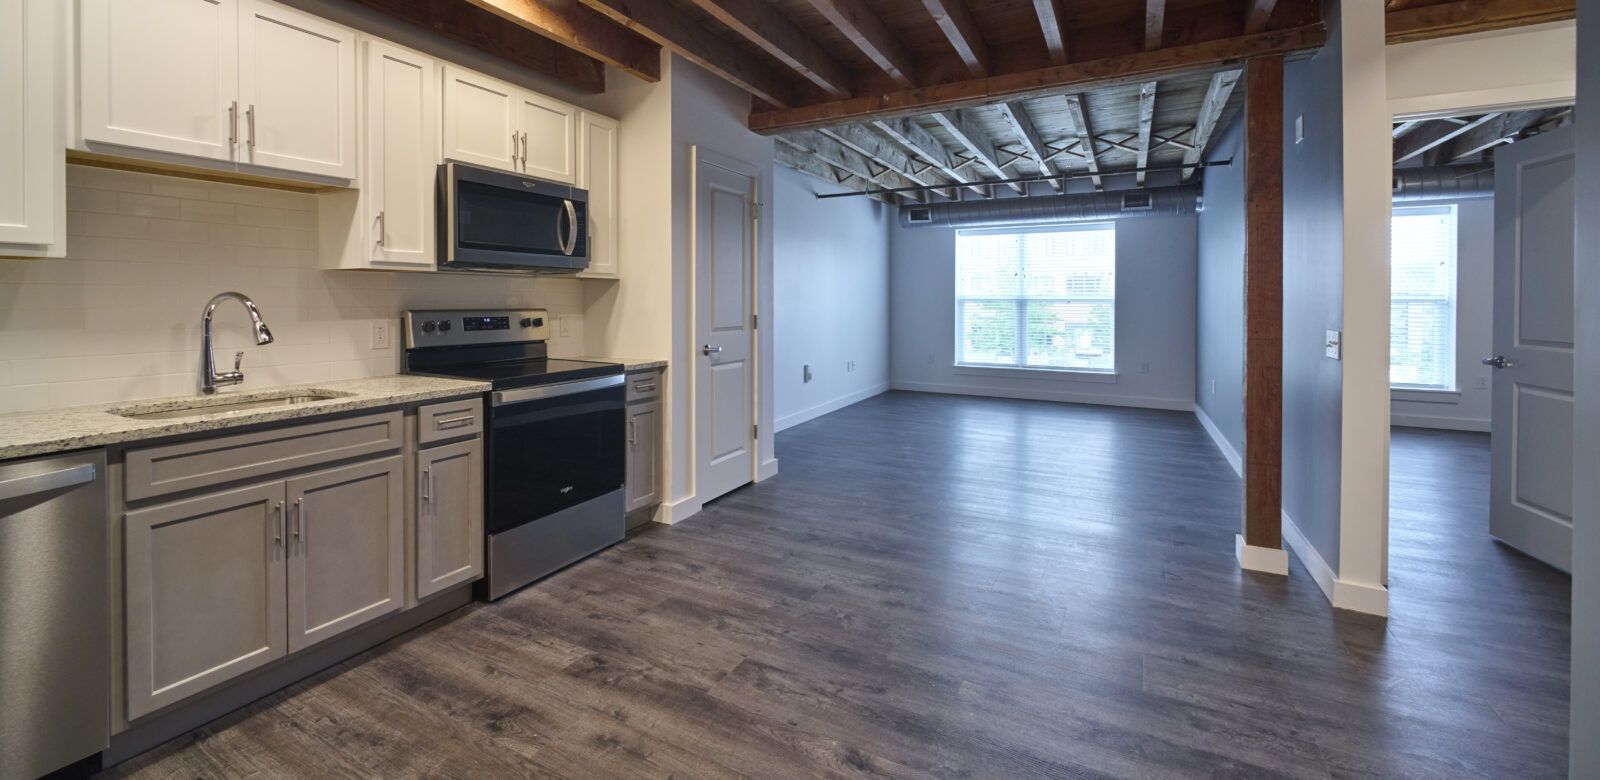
[1195,114,1245,457]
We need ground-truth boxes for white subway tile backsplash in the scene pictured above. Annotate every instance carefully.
[0,166,586,413]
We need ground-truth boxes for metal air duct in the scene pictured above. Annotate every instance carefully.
[1392,165,1495,201]
[900,186,1200,229]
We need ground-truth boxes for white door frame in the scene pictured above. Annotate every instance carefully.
[687,145,763,507]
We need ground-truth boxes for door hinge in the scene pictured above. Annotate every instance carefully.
[752,424,758,440]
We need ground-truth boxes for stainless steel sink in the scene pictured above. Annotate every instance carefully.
[111,390,354,420]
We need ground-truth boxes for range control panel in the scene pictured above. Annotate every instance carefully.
[404,309,551,348]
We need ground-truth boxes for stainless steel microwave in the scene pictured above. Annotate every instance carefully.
[438,161,588,273]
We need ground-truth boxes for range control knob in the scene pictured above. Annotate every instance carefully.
[520,317,533,328]
[532,317,545,328]
[421,320,437,333]
[438,320,453,332]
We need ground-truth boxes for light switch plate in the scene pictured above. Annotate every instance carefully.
[1295,115,1305,144]
[1325,330,1342,360]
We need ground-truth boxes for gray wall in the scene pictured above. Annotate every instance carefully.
[1569,0,1599,773]
[773,166,892,430]
[1195,114,1246,457]
[888,213,1198,411]
[1282,15,1346,571]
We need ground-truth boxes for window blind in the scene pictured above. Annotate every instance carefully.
[1390,205,1458,390]
[955,224,1116,372]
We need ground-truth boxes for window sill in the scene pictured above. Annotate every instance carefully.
[953,365,1119,384]
[1391,387,1461,404]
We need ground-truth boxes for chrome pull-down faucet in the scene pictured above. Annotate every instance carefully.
[200,292,274,394]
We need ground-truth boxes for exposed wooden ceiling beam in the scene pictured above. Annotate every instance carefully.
[1394,113,1503,162]
[1145,0,1166,49]
[820,123,959,199]
[934,110,1027,194]
[1244,0,1279,34]
[345,0,605,93]
[1386,0,1575,44]
[1181,68,1241,181]
[775,142,895,204]
[684,0,852,97]
[1134,81,1157,184]
[873,116,991,197]
[782,131,924,202]
[576,0,794,107]
[995,102,1061,192]
[1032,0,1070,66]
[461,0,660,81]
[748,23,1325,133]
[1437,109,1552,161]
[921,0,989,78]
[804,0,918,88]
[1062,94,1103,189]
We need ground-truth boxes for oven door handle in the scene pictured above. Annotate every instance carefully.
[492,373,624,406]
[559,199,578,256]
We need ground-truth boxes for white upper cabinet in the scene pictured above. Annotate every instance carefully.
[80,0,240,162]
[0,0,64,253]
[237,0,356,179]
[442,65,575,184]
[575,110,619,279]
[518,92,576,184]
[363,39,438,269]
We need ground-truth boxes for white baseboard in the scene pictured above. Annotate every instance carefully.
[1235,534,1288,574]
[660,494,703,526]
[757,458,779,481]
[1281,510,1389,617]
[775,381,889,432]
[889,380,1193,412]
[1390,413,1490,432]
[1195,405,1243,477]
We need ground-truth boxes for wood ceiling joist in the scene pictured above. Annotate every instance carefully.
[1145,0,1166,50]
[1032,0,1070,66]
[784,130,926,202]
[873,116,992,197]
[1181,68,1241,180]
[1386,0,1575,44]
[747,23,1326,133]
[1394,113,1503,162]
[1436,109,1551,161]
[576,0,794,106]
[684,0,852,97]
[1134,81,1157,184]
[804,0,918,88]
[933,110,1027,194]
[462,0,660,81]
[920,0,990,78]
[820,124,959,199]
[775,142,895,203]
[346,0,605,92]
[1244,0,1280,34]
[1062,94,1103,189]
[995,102,1062,192]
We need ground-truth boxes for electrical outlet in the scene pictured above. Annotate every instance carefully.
[1295,114,1305,144]
[1325,330,1342,360]
[371,321,390,350]
[558,316,573,338]
[803,364,812,383]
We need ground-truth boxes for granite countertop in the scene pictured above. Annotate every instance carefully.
[0,374,490,460]
[563,356,668,373]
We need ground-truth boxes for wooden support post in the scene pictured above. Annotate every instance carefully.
[1241,55,1285,573]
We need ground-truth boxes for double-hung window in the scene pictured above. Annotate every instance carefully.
[955,223,1116,372]
[1390,205,1458,390]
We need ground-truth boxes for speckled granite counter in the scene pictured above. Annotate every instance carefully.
[0,375,490,460]
[561,356,667,373]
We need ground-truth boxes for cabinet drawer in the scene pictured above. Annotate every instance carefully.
[125,411,403,502]
[625,371,661,404]
[417,397,483,445]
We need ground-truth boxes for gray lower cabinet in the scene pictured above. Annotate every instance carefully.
[415,438,483,599]
[625,400,660,514]
[124,482,288,720]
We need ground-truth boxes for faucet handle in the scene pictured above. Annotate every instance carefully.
[233,351,244,373]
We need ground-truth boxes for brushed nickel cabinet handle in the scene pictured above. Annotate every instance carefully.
[628,418,636,446]
[376,211,386,248]
[274,500,283,546]
[246,104,256,152]
[228,101,238,149]
[520,132,528,169]
[435,415,474,430]
[292,497,302,542]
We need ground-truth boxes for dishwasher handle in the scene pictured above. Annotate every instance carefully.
[0,464,96,502]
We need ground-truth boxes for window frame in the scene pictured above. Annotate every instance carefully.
[1389,204,1459,392]
[953,222,1118,375]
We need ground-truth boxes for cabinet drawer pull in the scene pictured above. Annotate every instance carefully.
[422,467,431,503]
[435,415,474,430]
[633,382,656,393]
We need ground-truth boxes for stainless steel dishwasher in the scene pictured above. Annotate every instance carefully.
[0,450,110,779]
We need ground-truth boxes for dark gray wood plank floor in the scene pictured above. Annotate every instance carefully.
[101,393,1571,779]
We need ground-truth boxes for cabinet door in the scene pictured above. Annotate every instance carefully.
[284,456,404,653]
[442,66,519,173]
[625,401,660,514]
[363,38,438,268]
[124,481,286,720]
[0,0,59,247]
[79,0,239,161]
[575,111,619,278]
[518,92,576,184]
[416,438,484,599]
[237,0,356,178]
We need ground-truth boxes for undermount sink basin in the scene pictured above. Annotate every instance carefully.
[111,390,355,420]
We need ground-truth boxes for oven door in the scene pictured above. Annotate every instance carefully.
[486,375,623,534]
[440,161,589,272]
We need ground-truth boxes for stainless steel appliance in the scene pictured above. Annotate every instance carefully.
[402,309,624,600]
[0,451,110,779]
[438,161,588,273]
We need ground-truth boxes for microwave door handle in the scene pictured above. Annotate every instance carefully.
[561,199,578,256]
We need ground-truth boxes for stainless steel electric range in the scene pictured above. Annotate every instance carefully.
[402,309,625,600]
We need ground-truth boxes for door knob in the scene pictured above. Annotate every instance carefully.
[703,345,722,356]
[1482,355,1514,369]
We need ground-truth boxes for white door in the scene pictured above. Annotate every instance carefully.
[576,111,619,277]
[0,0,57,245]
[694,152,758,504]
[237,0,356,178]
[79,0,239,161]
[441,66,519,172]
[517,92,576,183]
[1489,125,1576,572]
[363,38,438,268]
